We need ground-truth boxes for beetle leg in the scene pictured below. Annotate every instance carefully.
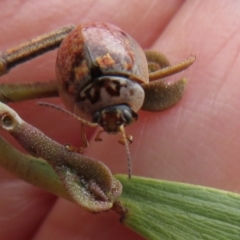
[0,25,75,76]
[65,125,89,153]
[118,134,133,145]
[142,51,195,112]
[95,130,133,144]
[95,129,105,141]
[80,124,89,149]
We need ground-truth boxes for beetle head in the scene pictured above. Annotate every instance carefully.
[92,104,138,134]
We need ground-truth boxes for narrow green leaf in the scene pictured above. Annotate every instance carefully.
[116,175,240,240]
[0,102,122,212]
[1,136,240,240]
[0,136,70,200]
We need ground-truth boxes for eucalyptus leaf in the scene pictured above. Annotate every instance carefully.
[116,175,240,240]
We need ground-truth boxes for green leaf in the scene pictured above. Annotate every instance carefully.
[116,175,240,240]
[1,134,240,239]
[0,102,122,212]
[0,136,70,200]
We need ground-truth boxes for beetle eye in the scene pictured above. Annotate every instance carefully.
[92,111,100,123]
[123,109,133,125]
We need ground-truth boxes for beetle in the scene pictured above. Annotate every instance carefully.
[0,22,195,178]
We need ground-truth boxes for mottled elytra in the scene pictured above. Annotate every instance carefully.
[0,22,195,178]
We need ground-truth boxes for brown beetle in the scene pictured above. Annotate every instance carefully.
[0,22,195,178]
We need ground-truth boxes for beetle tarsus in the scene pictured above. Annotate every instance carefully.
[95,130,105,142]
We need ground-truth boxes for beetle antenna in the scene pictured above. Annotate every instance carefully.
[119,125,132,179]
[38,102,98,128]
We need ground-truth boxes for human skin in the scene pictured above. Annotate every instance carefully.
[0,0,240,239]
